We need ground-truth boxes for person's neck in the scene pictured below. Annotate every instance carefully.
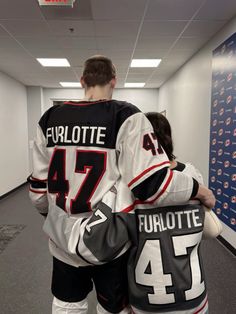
[83,85,112,101]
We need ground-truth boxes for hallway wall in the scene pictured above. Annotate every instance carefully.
[0,72,29,196]
[42,88,159,112]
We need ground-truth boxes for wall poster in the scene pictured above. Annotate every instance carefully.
[209,32,236,232]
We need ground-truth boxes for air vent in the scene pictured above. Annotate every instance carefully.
[39,0,93,20]
[38,0,76,7]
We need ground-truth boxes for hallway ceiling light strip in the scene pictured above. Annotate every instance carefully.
[125,83,145,88]
[37,58,71,67]
[60,82,82,87]
[131,59,162,68]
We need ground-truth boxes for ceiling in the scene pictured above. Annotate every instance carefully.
[0,0,235,88]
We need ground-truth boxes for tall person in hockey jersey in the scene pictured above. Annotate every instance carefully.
[77,112,221,314]
[28,56,215,314]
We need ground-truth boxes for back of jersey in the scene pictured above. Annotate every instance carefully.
[128,204,206,312]
[33,100,141,266]
[39,100,132,215]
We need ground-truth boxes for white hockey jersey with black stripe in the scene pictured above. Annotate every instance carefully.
[29,100,196,267]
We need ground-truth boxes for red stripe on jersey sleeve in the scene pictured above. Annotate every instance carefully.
[122,170,173,213]
[147,169,173,204]
[31,176,47,182]
[194,298,208,314]
[128,161,170,188]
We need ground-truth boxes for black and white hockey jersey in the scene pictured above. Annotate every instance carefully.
[29,100,196,267]
[76,162,216,313]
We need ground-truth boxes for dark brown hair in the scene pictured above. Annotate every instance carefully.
[82,55,116,87]
[145,112,176,161]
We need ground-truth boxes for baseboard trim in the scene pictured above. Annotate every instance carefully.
[217,235,236,256]
[0,182,28,201]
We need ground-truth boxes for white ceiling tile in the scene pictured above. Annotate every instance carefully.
[45,67,76,76]
[126,75,152,82]
[8,75,41,86]
[140,21,188,37]
[0,50,39,68]
[183,20,226,37]
[97,37,135,50]
[48,20,95,37]
[151,67,178,79]
[91,0,146,20]
[64,49,98,66]
[16,36,62,52]
[133,49,168,59]
[39,80,61,88]
[28,49,68,59]
[145,0,203,20]
[94,21,140,37]
[0,58,44,74]
[97,49,133,59]
[0,25,11,37]
[148,73,172,86]
[145,82,163,88]
[58,37,97,50]
[196,0,236,20]
[0,67,46,81]
[128,68,155,76]
[173,36,209,50]
[136,36,177,50]
[0,0,43,20]
[162,51,195,66]
[0,37,23,50]
[0,20,52,37]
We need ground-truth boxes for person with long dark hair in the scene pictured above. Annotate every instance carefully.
[76,112,221,314]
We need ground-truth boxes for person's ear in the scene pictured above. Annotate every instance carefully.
[80,77,86,88]
[110,77,117,88]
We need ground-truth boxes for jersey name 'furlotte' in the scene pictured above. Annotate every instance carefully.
[46,125,107,146]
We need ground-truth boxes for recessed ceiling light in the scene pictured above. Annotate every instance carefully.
[124,83,145,88]
[37,58,70,67]
[130,59,162,68]
[60,82,82,87]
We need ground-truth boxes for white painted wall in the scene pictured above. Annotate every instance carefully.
[27,86,43,172]
[42,88,84,112]
[0,72,29,196]
[114,89,159,113]
[42,88,159,113]
[158,17,236,249]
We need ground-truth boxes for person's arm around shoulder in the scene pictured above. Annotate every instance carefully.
[116,111,215,208]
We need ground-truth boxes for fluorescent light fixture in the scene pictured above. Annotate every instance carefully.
[130,59,162,67]
[37,58,70,67]
[124,83,145,88]
[60,82,82,88]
